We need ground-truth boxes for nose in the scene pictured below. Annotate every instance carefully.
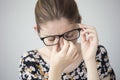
[57,37,64,50]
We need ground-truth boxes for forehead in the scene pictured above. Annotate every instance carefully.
[40,18,76,36]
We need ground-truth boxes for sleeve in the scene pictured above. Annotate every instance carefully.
[19,52,42,80]
[96,45,116,80]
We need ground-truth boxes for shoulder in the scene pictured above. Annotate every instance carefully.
[96,44,109,65]
[19,49,41,70]
[19,49,46,80]
[96,45,116,79]
[97,45,107,54]
[19,47,48,67]
[20,47,46,62]
[96,45,108,60]
[20,50,39,62]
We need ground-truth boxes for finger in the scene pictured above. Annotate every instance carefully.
[87,33,95,41]
[87,33,98,42]
[79,24,95,30]
[76,43,81,53]
[67,41,76,56]
[61,39,70,54]
[82,28,97,41]
[79,24,89,42]
[52,44,58,53]
[80,29,87,42]
[82,28,96,35]
[73,52,79,61]
[79,24,85,30]
[72,49,78,59]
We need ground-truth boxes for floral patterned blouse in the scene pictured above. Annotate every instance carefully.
[19,45,116,80]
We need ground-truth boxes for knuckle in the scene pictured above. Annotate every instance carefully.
[64,43,69,48]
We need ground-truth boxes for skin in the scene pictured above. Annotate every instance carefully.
[36,18,110,80]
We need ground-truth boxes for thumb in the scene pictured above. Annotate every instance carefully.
[52,44,58,53]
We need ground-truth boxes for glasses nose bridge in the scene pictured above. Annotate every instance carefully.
[57,34,64,45]
[58,33,64,39]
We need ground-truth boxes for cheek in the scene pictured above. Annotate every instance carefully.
[46,46,53,52]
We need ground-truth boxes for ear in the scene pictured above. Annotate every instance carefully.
[34,25,38,31]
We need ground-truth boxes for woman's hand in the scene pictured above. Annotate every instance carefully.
[79,24,100,80]
[50,39,79,72]
[49,39,79,80]
[79,24,99,63]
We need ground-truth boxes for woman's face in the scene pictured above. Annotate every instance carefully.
[39,18,79,51]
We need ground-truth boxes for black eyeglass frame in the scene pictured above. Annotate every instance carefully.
[40,28,81,46]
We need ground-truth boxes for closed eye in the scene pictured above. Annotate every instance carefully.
[47,37,56,41]
[65,33,74,38]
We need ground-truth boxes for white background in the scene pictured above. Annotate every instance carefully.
[0,0,119,80]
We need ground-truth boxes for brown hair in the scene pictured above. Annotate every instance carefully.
[35,0,82,33]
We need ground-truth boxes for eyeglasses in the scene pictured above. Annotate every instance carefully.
[40,28,81,46]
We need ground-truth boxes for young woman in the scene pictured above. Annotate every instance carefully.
[19,0,116,80]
